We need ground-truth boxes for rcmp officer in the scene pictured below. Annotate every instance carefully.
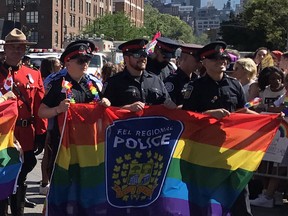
[164,43,203,107]
[102,38,176,111]
[182,41,257,216]
[146,37,180,81]
[0,28,47,215]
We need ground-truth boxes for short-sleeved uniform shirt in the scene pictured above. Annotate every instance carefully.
[182,73,246,112]
[42,72,102,107]
[102,68,171,106]
[164,68,199,106]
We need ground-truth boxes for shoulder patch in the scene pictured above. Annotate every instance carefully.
[164,82,174,93]
[183,83,194,99]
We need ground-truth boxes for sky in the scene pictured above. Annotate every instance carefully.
[201,0,240,9]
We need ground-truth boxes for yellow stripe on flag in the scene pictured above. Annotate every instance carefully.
[174,139,265,172]
[57,142,105,169]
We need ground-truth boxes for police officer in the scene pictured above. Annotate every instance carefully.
[164,43,203,107]
[183,41,257,216]
[0,28,47,215]
[146,37,180,81]
[38,40,110,185]
[102,38,176,111]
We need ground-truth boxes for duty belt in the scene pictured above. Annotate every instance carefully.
[16,118,33,127]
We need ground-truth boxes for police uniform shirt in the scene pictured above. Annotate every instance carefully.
[42,73,102,108]
[146,56,176,81]
[164,68,199,106]
[102,68,171,106]
[182,73,246,112]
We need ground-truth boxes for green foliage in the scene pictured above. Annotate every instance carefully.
[220,0,288,50]
[84,4,206,44]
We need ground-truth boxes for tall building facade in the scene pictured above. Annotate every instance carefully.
[0,0,113,49]
[113,0,144,27]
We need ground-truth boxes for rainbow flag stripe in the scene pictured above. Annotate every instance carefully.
[0,100,21,201]
[47,104,281,216]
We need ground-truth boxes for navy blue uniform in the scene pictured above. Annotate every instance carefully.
[102,68,171,106]
[164,68,199,106]
[182,73,252,216]
[182,73,246,112]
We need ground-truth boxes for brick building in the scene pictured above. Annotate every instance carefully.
[113,0,144,27]
[0,0,113,49]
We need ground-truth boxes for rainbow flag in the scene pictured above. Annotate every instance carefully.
[0,100,21,200]
[47,104,281,216]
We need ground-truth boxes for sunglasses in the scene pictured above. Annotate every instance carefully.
[128,52,148,59]
[72,56,91,64]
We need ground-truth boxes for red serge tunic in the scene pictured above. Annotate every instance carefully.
[0,63,47,151]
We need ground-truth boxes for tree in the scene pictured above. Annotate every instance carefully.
[84,4,207,44]
[243,0,288,50]
[84,12,143,41]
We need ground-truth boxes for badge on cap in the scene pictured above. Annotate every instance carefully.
[27,74,34,84]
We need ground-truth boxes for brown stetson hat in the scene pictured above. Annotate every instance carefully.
[5,28,36,45]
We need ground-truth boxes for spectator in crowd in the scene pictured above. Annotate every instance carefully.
[271,50,283,67]
[146,37,180,81]
[164,43,203,107]
[101,62,117,83]
[254,47,269,66]
[182,41,258,216]
[102,38,176,111]
[232,58,258,101]
[0,28,47,215]
[257,66,285,112]
[250,73,288,208]
[40,57,62,79]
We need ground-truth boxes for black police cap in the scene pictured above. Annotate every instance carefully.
[118,39,148,53]
[156,37,180,53]
[60,40,95,63]
[199,41,230,60]
[180,43,203,55]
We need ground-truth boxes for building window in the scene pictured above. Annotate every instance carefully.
[8,12,20,22]
[26,11,38,23]
[55,11,59,24]
[54,31,59,47]
[55,0,59,7]
[28,31,38,43]
[69,14,72,27]
[64,0,66,9]
[79,0,83,13]
[73,15,75,27]
[64,12,66,25]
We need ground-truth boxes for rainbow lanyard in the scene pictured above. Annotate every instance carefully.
[61,78,100,104]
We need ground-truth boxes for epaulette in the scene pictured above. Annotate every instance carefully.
[86,73,102,84]
[50,69,67,80]
[44,68,67,87]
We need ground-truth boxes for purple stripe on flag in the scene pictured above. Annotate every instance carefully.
[0,179,15,201]
[47,196,231,216]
